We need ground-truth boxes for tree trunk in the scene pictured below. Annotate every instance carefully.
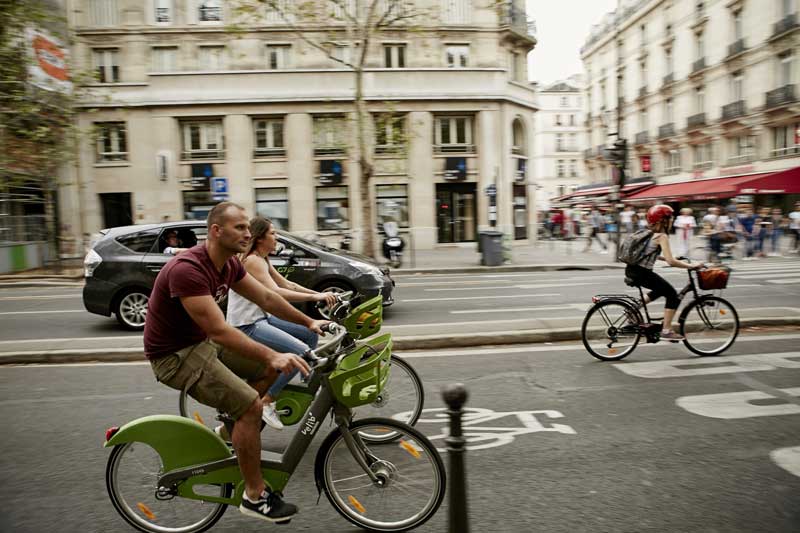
[354,60,375,259]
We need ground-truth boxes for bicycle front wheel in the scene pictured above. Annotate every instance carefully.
[106,442,230,533]
[178,388,219,430]
[354,355,424,443]
[679,296,739,356]
[317,418,446,532]
[581,300,641,361]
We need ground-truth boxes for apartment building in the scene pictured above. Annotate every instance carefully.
[532,76,588,208]
[61,0,539,252]
[580,0,799,206]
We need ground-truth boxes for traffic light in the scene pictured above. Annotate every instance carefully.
[609,138,628,169]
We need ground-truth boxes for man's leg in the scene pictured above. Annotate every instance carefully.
[231,397,266,500]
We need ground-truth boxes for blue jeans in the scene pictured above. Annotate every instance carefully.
[238,315,318,398]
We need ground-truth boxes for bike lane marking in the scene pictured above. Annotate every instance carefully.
[612,352,800,379]
[771,446,800,478]
[675,387,800,419]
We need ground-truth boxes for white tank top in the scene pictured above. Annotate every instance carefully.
[226,288,266,327]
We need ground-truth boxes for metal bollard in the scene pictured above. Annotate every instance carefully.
[442,383,469,533]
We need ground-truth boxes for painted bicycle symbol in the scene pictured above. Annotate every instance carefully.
[394,407,576,452]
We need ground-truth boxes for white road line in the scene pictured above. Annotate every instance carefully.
[676,387,800,419]
[0,310,84,316]
[771,447,800,478]
[450,304,589,314]
[0,335,140,345]
[401,293,561,303]
[614,351,800,379]
[767,278,800,284]
[0,294,81,301]
[737,272,800,280]
[397,279,515,287]
[387,316,585,330]
[423,282,596,292]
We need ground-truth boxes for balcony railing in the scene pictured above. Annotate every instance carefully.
[662,73,674,87]
[253,147,286,158]
[638,86,647,98]
[726,39,746,59]
[721,100,746,121]
[765,84,797,109]
[687,113,706,129]
[727,152,755,165]
[181,149,225,160]
[433,144,476,154]
[771,145,800,158]
[691,57,706,74]
[771,13,798,39]
[635,131,649,145]
[658,123,675,139]
[504,2,537,40]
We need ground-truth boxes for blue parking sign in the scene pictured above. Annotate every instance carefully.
[211,177,228,201]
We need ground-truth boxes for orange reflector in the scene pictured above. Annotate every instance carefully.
[720,310,726,315]
[193,412,205,426]
[137,502,156,520]
[348,495,366,514]
[399,440,421,458]
[357,312,372,325]
[608,348,617,355]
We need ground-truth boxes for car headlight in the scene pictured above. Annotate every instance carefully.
[351,261,383,278]
[84,249,102,277]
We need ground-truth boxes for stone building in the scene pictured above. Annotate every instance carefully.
[61,0,539,253]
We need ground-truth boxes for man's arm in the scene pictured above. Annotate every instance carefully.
[181,294,310,375]
[232,272,326,334]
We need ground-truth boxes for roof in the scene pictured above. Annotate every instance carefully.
[541,82,579,92]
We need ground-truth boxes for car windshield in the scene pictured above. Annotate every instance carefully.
[279,231,336,252]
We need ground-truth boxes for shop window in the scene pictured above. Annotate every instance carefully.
[376,184,409,228]
[316,186,349,230]
[255,188,289,229]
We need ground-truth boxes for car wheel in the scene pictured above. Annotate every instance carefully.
[114,288,150,330]
[312,280,355,319]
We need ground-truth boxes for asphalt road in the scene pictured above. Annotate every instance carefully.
[1,332,798,532]
[0,260,798,354]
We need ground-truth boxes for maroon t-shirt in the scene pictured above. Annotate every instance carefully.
[144,244,246,359]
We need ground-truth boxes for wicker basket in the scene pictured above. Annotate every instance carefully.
[697,267,730,290]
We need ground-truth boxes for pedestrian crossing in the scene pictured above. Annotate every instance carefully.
[656,259,800,285]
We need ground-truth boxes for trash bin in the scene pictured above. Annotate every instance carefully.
[478,231,504,266]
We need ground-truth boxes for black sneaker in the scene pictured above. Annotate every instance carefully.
[239,490,298,523]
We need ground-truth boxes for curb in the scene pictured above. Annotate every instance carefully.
[3,316,798,366]
[391,263,624,275]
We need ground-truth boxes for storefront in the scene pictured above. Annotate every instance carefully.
[435,182,477,243]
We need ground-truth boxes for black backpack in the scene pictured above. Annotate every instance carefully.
[618,229,654,265]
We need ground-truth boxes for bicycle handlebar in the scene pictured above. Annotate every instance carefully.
[302,323,348,369]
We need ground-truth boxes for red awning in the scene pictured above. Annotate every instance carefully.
[553,180,655,204]
[623,169,799,202]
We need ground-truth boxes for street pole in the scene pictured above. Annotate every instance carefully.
[613,68,627,262]
[443,383,469,533]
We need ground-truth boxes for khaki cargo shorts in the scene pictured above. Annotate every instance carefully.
[150,340,268,420]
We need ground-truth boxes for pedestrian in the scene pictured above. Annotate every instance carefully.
[620,205,634,234]
[738,205,757,260]
[674,208,696,257]
[790,201,800,254]
[637,209,648,230]
[583,207,608,253]
[755,207,772,258]
[702,206,721,261]
[770,207,785,256]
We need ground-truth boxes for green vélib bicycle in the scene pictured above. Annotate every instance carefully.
[104,324,446,533]
[179,294,424,443]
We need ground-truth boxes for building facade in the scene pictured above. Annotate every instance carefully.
[580,0,799,202]
[532,76,588,210]
[61,0,539,254]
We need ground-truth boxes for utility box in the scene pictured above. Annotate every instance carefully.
[478,231,504,266]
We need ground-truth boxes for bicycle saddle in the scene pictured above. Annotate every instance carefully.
[624,276,640,287]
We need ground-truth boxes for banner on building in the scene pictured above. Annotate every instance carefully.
[26,28,72,93]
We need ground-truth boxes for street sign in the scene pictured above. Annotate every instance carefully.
[211,177,228,201]
[485,184,497,197]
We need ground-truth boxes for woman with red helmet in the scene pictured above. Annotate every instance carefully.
[625,204,704,341]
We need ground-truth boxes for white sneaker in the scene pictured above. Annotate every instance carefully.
[262,402,284,430]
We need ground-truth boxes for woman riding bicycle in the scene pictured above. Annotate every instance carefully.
[227,216,336,429]
[626,204,703,341]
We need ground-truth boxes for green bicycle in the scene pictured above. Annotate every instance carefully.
[105,323,446,533]
[179,294,424,443]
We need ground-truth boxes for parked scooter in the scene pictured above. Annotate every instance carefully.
[381,221,405,268]
[338,231,352,251]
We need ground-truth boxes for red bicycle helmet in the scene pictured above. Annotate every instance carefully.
[646,204,674,225]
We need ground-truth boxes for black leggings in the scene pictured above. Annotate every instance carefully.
[625,264,680,310]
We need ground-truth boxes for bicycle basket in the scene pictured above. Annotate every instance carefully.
[341,295,383,340]
[327,333,391,408]
[698,267,730,290]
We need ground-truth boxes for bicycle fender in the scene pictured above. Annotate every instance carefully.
[104,414,231,470]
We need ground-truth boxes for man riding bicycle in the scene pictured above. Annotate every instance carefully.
[625,204,704,341]
[143,201,329,524]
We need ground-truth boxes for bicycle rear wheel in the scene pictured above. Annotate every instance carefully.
[106,442,230,533]
[178,389,219,430]
[316,418,445,532]
[354,355,424,443]
[582,300,641,361]
[679,296,739,356]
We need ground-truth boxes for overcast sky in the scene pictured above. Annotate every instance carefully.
[526,0,618,84]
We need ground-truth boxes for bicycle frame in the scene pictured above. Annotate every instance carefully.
[635,269,703,324]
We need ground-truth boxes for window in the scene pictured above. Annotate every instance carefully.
[93,49,119,83]
[665,48,673,74]
[576,96,582,107]
[313,116,347,156]
[569,114,575,126]
[778,52,793,86]
[434,116,474,153]
[509,51,520,81]
[696,31,705,60]
[151,46,177,72]
[383,44,406,68]
[265,0,294,23]
[331,43,352,66]
[154,0,172,23]
[445,45,469,68]
[555,114,562,126]
[640,24,647,45]
[316,186,349,230]
[695,86,705,113]
[569,133,577,151]
[772,123,800,156]
[692,142,713,169]
[569,160,578,177]
[374,114,406,154]
[255,188,289,229]
[182,121,224,160]
[198,45,225,70]
[198,0,222,22]
[95,122,127,162]
[376,185,409,228]
[733,10,743,41]
[442,0,471,23]
[253,118,284,157]
[729,135,756,164]
[780,0,793,17]
[89,0,118,26]
[731,71,744,101]
[556,134,564,151]
[663,97,674,123]
[116,229,160,253]
[560,96,569,107]
[663,149,681,174]
[556,160,565,178]
[265,44,290,70]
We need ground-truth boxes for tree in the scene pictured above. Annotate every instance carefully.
[236,0,428,259]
